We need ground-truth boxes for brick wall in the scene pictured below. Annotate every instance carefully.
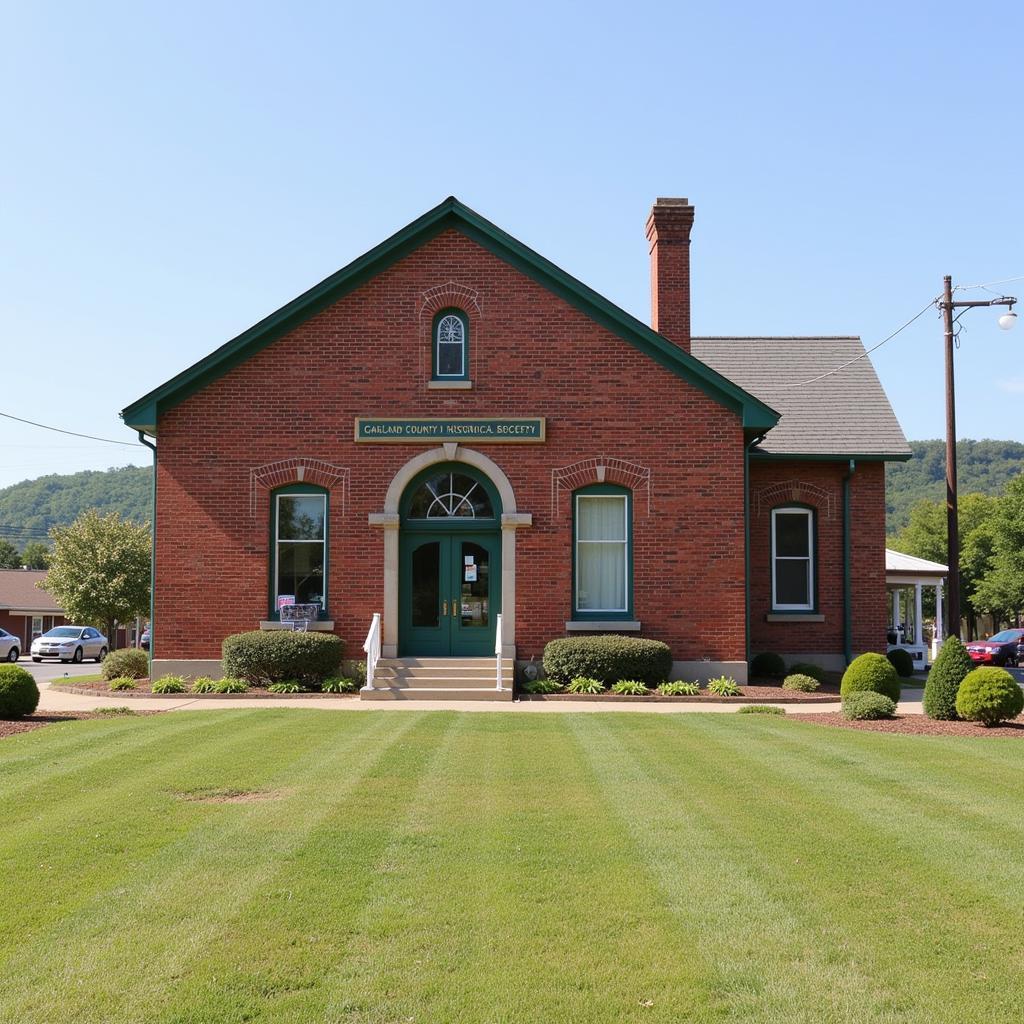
[748,459,886,658]
[154,228,748,664]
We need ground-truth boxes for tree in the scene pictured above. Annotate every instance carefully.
[922,635,972,720]
[19,541,51,569]
[973,474,1024,624]
[0,539,22,569]
[41,511,151,649]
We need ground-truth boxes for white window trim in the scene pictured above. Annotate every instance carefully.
[574,492,630,615]
[274,491,328,613]
[435,313,467,379]
[771,506,814,611]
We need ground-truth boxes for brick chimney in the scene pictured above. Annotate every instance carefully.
[645,197,695,352]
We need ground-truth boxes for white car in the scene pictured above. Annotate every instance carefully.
[31,626,108,664]
[0,627,20,662]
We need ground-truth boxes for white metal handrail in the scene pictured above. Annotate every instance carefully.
[495,612,503,691]
[363,612,381,690]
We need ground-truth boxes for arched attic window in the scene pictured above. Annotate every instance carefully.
[433,309,469,381]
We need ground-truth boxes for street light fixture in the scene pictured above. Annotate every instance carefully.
[938,275,1016,640]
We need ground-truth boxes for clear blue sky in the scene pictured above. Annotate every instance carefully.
[3,0,1022,490]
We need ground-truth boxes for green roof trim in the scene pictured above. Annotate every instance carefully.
[749,451,913,463]
[121,196,780,435]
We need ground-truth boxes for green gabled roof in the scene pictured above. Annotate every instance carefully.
[121,197,780,435]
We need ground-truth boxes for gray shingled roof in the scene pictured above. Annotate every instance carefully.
[691,337,911,458]
[0,570,63,613]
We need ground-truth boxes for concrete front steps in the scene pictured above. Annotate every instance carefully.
[360,657,515,701]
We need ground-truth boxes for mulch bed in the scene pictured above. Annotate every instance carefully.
[525,683,842,704]
[789,712,1024,737]
[0,710,162,740]
[53,680,358,700]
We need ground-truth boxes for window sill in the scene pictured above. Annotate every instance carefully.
[765,613,825,623]
[259,620,336,631]
[565,620,642,632]
[428,380,473,390]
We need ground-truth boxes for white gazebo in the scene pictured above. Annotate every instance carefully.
[885,548,949,669]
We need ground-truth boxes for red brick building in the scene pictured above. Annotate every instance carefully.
[0,569,68,653]
[122,197,909,696]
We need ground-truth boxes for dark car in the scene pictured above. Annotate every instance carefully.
[140,628,150,651]
[965,629,1024,667]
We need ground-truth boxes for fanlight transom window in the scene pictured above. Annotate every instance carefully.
[407,472,494,519]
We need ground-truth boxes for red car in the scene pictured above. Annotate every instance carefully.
[965,629,1024,667]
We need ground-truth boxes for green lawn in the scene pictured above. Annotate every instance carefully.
[1,710,1022,1023]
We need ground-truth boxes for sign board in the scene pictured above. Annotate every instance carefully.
[277,595,295,610]
[354,417,545,443]
[281,603,320,622]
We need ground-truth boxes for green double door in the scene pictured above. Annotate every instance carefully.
[399,531,501,656]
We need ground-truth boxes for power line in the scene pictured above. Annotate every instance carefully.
[0,411,142,447]
[954,275,1024,291]
[778,300,937,388]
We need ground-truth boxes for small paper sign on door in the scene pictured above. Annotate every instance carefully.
[464,555,475,565]
[465,565,478,582]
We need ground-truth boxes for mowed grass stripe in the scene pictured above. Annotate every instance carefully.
[575,714,1024,1023]
[0,711,441,1022]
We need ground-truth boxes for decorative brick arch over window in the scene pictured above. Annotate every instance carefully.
[753,480,834,519]
[552,457,652,517]
[250,459,350,518]
[418,282,482,381]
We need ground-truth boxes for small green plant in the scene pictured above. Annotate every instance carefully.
[886,648,916,678]
[782,673,820,693]
[842,692,897,720]
[610,679,650,696]
[520,677,564,695]
[101,648,149,681]
[788,662,827,684]
[108,676,137,691]
[267,681,302,694]
[322,677,360,694]
[0,664,40,718]
[567,676,605,695]
[955,666,1024,727]
[737,705,785,715]
[191,677,217,693]
[214,677,249,693]
[840,652,900,703]
[923,635,972,720]
[151,675,187,694]
[657,680,700,696]
[706,676,741,697]
[749,652,786,678]
[94,706,137,716]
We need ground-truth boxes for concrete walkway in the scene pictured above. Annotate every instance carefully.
[36,680,926,716]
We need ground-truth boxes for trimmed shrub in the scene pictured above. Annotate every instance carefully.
[519,677,564,695]
[151,675,186,694]
[923,635,972,721]
[737,705,785,715]
[214,678,249,694]
[886,648,915,678]
[657,680,700,696]
[610,679,650,696]
[322,677,360,694]
[101,648,149,681]
[543,635,671,687]
[0,664,40,718]
[567,676,605,695]
[108,677,137,691]
[782,673,820,693]
[955,667,1024,727]
[749,652,786,678]
[707,676,741,697]
[191,677,217,693]
[788,662,827,684]
[842,692,897,720]
[840,652,900,703]
[221,631,344,685]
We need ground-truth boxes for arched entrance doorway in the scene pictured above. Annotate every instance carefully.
[398,463,502,656]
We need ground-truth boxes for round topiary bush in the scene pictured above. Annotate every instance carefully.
[886,647,915,678]
[955,666,1024,727]
[221,630,344,685]
[788,662,827,684]
[101,647,149,681]
[842,692,897,720]
[542,635,671,687]
[923,635,972,720]
[782,673,820,692]
[749,652,786,678]
[840,652,900,703]
[0,664,40,718]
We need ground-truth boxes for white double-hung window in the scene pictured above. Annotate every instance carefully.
[574,487,631,617]
[771,506,814,610]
